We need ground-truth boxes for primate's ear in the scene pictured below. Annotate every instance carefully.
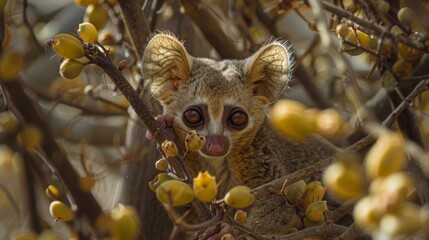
[142,34,192,103]
[244,42,292,104]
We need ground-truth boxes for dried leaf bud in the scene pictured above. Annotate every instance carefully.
[225,185,255,209]
[117,59,128,70]
[305,200,328,222]
[49,200,75,222]
[234,210,248,224]
[78,22,98,44]
[161,140,178,158]
[193,171,218,202]
[52,34,85,59]
[364,132,405,179]
[300,181,326,209]
[59,59,84,79]
[156,180,194,206]
[185,130,206,152]
[0,51,23,81]
[84,4,108,30]
[111,205,140,240]
[284,180,307,205]
[155,158,169,171]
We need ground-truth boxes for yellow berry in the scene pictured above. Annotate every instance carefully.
[74,0,99,7]
[37,230,61,240]
[49,200,75,222]
[17,125,43,149]
[375,0,390,15]
[0,51,23,81]
[78,22,98,44]
[376,172,414,207]
[397,7,414,25]
[12,231,37,240]
[305,200,328,222]
[79,175,96,192]
[315,108,350,138]
[0,146,21,179]
[0,111,18,133]
[45,185,60,199]
[364,132,405,179]
[148,173,177,192]
[117,59,128,70]
[185,130,206,152]
[193,171,218,202]
[111,205,140,240]
[155,158,169,171]
[341,29,370,55]
[161,140,178,158]
[84,4,108,30]
[224,185,255,209]
[52,34,85,59]
[284,180,307,205]
[397,42,424,61]
[59,59,84,79]
[270,100,314,140]
[300,181,326,209]
[156,180,194,206]
[322,159,365,202]
[343,0,357,12]
[353,195,382,230]
[392,58,413,78]
[336,23,349,38]
[234,210,248,224]
[380,203,423,236]
[84,84,95,96]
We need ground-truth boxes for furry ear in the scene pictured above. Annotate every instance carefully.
[245,42,292,104]
[142,34,192,102]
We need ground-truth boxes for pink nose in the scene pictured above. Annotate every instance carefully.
[202,135,229,157]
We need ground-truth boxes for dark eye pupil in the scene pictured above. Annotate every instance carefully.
[230,111,247,126]
[184,109,202,125]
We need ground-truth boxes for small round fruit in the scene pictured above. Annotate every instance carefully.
[353,195,382,230]
[315,108,350,138]
[79,175,96,192]
[397,7,414,25]
[60,59,84,79]
[17,125,43,149]
[148,173,177,192]
[84,4,108,30]
[336,23,349,38]
[397,42,424,61]
[49,201,75,222]
[364,132,405,179]
[224,185,255,209]
[12,231,37,240]
[161,140,178,158]
[185,130,206,152]
[37,230,61,240]
[52,34,85,59]
[305,200,328,222]
[284,180,307,205]
[193,171,218,202]
[270,100,314,140]
[111,205,140,240]
[300,181,326,209]
[375,0,390,15]
[78,22,98,44]
[156,180,194,206]
[45,185,60,199]
[392,59,413,78]
[0,111,18,133]
[0,51,23,81]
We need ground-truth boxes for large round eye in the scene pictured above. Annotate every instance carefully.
[183,108,203,127]
[228,109,248,129]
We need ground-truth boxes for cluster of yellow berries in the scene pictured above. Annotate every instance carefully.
[270,99,351,140]
[335,1,427,79]
[153,130,254,208]
[51,22,99,80]
[0,111,43,150]
[283,180,329,227]
[74,0,113,30]
[323,132,427,238]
